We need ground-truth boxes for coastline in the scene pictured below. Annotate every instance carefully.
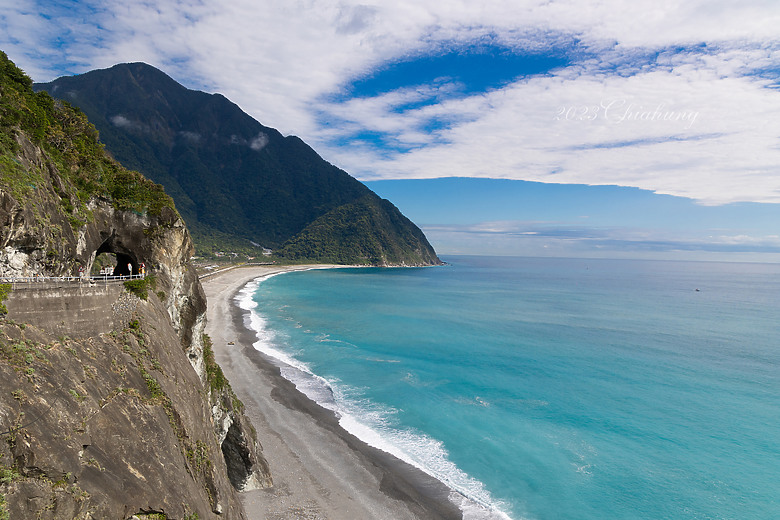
[201,265,463,520]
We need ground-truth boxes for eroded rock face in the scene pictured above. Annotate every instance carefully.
[0,304,242,519]
[0,132,270,517]
[211,386,272,492]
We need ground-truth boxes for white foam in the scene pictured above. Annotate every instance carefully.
[332,389,514,520]
[235,272,516,520]
[450,492,520,520]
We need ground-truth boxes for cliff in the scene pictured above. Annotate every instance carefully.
[35,63,442,266]
[0,51,270,518]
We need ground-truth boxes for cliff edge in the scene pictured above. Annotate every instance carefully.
[0,51,270,518]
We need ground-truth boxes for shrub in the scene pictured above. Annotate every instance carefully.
[123,275,156,301]
[0,284,10,314]
[202,334,227,393]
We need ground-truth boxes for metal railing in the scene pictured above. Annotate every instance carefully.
[0,273,146,288]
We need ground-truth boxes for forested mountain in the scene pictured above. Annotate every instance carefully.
[36,63,441,265]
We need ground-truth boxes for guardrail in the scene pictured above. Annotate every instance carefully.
[0,273,146,288]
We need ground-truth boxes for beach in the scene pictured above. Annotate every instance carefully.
[201,265,462,520]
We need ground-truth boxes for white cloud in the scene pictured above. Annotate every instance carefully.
[4,1,780,205]
[109,114,134,128]
[179,130,201,143]
[249,132,269,151]
[319,52,780,204]
[109,114,150,133]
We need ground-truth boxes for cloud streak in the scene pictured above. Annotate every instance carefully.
[3,1,780,205]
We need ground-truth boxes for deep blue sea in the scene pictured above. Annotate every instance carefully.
[237,256,780,520]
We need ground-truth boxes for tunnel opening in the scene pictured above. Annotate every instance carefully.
[91,238,140,277]
[90,252,117,277]
[112,253,136,276]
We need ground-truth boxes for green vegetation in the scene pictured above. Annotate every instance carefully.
[202,334,244,414]
[0,336,50,371]
[276,194,440,265]
[0,51,176,225]
[140,367,164,399]
[0,466,20,484]
[0,284,10,315]
[53,472,73,488]
[118,318,218,504]
[124,275,156,301]
[202,334,227,393]
[121,319,164,401]
[90,252,116,276]
[0,466,19,519]
[68,388,87,403]
[185,440,212,473]
[0,459,88,517]
[190,227,268,260]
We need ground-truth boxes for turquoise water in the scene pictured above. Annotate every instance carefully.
[239,256,780,520]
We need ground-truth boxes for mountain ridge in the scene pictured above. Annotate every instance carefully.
[36,63,441,266]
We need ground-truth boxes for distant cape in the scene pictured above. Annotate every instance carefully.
[36,63,441,266]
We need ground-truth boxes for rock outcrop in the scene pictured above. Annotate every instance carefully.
[0,51,270,518]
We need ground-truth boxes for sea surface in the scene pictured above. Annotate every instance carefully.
[237,256,780,520]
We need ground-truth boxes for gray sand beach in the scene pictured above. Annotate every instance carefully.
[202,266,462,520]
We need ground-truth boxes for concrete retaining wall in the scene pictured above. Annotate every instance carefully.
[5,282,137,338]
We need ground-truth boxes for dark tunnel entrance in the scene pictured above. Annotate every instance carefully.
[91,238,140,277]
[112,253,136,276]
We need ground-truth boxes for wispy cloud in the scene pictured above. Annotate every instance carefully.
[3,1,780,205]
[424,220,780,258]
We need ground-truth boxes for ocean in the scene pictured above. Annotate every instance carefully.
[237,256,780,520]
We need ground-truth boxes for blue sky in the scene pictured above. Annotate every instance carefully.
[3,1,780,260]
[366,178,780,260]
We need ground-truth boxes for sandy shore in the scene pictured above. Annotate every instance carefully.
[201,265,462,520]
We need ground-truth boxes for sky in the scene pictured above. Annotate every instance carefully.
[2,1,780,260]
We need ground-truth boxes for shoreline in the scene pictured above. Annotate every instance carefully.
[201,265,463,520]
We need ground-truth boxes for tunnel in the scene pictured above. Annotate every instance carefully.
[91,237,141,277]
[112,253,136,276]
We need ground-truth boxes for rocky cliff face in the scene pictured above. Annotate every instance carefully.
[0,52,270,519]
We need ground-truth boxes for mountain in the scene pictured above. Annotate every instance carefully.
[0,50,269,518]
[35,63,441,266]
